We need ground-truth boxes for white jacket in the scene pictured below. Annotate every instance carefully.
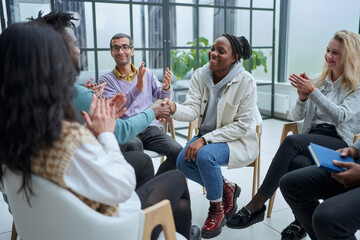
[173,67,262,168]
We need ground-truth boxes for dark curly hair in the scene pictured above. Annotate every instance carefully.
[222,34,251,61]
[0,22,78,200]
[28,11,76,36]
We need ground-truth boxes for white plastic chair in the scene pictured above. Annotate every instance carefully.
[2,169,185,240]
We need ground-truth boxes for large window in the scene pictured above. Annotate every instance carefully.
[2,0,278,118]
[286,0,360,79]
[272,0,360,120]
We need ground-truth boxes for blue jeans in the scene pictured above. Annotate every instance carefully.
[176,136,229,201]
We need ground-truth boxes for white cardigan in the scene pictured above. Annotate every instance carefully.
[173,67,262,169]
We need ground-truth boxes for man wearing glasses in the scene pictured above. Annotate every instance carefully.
[99,33,183,176]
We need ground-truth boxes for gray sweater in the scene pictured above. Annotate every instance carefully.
[199,62,245,136]
[291,76,360,146]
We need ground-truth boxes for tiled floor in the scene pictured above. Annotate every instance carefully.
[0,118,358,240]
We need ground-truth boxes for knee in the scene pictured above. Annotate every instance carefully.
[176,151,188,172]
[195,149,214,168]
[313,203,339,236]
[281,134,299,147]
[313,204,333,236]
[288,157,311,171]
[169,140,183,155]
[171,169,186,181]
[279,172,297,198]
[194,154,207,169]
[121,137,143,151]
[142,153,154,172]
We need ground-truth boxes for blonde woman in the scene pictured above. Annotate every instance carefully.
[228,30,360,240]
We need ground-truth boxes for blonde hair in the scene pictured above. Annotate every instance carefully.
[315,30,360,95]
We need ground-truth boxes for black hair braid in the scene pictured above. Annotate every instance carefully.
[222,34,251,61]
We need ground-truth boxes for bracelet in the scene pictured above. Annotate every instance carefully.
[309,86,315,94]
[163,85,171,91]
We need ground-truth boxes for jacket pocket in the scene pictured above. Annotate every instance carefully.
[221,102,238,125]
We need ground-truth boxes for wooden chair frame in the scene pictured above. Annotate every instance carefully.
[266,122,360,218]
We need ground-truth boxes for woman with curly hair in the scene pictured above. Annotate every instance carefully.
[0,22,199,240]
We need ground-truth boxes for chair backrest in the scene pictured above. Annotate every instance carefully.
[2,170,143,240]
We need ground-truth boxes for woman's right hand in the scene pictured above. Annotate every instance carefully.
[81,95,116,137]
[289,72,314,101]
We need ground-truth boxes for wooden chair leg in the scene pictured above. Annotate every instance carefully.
[252,161,257,198]
[267,192,276,218]
[11,222,17,240]
[202,186,206,195]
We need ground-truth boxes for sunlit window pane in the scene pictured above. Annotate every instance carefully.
[11,0,50,22]
[252,10,273,47]
[225,9,250,41]
[170,6,195,47]
[95,3,130,49]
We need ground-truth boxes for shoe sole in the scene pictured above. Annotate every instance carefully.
[201,217,226,239]
[226,206,266,229]
[225,185,241,219]
[226,216,264,229]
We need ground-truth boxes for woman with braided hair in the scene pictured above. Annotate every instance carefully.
[164,34,262,238]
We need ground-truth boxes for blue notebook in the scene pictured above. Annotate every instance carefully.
[308,142,355,173]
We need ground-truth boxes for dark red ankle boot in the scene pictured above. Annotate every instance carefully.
[222,179,241,218]
[201,202,226,239]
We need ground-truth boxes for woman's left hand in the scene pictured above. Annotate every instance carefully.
[289,73,315,100]
[185,137,206,161]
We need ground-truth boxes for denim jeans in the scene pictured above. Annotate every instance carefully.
[176,136,229,201]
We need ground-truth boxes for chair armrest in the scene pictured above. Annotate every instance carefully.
[143,199,176,240]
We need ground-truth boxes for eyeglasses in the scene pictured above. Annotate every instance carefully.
[111,44,132,52]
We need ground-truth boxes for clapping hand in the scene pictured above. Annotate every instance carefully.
[162,68,172,90]
[289,73,314,101]
[81,95,116,137]
[136,62,146,92]
[110,92,127,118]
[84,78,107,98]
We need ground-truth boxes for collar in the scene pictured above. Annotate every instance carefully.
[325,73,343,88]
[113,64,138,82]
